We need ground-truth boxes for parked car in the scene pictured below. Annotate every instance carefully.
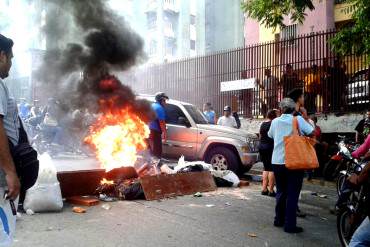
[347,69,369,105]
[140,95,260,174]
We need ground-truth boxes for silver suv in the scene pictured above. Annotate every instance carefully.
[141,95,259,174]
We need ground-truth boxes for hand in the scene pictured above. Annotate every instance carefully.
[5,171,20,200]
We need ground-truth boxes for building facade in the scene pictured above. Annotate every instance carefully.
[203,0,245,54]
[244,0,354,46]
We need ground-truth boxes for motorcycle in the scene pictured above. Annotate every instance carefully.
[336,166,369,247]
[323,135,359,181]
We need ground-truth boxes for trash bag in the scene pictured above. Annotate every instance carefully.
[23,153,63,212]
[213,177,234,187]
[116,180,145,200]
[211,170,240,187]
[177,164,204,173]
[174,156,212,173]
[0,188,17,247]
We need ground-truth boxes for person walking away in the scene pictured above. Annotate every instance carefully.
[149,92,169,158]
[304,65,321,113]
[355,109,370,144]
[268,98,314,233]
[0,34,22,244]
[262,68,280,111]
[259,109,280,197]
[203,102,216,124]
[217,106,237,128]
[281,64,301,97]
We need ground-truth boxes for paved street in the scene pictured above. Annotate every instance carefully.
[14,182,340,247]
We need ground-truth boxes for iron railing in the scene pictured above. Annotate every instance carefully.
[124,30,369,118]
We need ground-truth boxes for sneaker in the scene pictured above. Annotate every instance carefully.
[284,226,304,234]
[268,191,276,197]
[261,190,269,196]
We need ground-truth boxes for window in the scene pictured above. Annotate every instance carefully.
[164,21,174,37]
[183,105,208,124]
[280,24,297,46]
[190,15,196,25]
[165,38,176,56]
[147,12,157,29]
[149,40,157,55]
[164,104,187,125]
[190,40,196,50]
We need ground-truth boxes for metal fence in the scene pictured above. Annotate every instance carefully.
[125,30,369,118]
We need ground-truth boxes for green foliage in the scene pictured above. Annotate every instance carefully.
[330,0,370,60]
[241,0,370,60]
[241,0,315,30]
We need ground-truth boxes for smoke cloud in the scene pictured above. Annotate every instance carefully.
[36,0,152,121]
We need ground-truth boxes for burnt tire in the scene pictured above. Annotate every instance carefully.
[205,147,239,173]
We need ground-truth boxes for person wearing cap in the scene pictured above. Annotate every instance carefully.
[148,92,169,158]
[217,106,237,128]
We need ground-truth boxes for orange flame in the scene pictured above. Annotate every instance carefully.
[100,178,114,185]
[85,108,150,172]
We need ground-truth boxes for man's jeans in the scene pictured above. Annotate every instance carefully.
[349,217,370,247]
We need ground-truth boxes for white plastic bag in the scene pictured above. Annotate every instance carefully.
[0,188,17,247]
[211,170,240,187]
[220,170,240,187]
[174,156,213,172]
[23,153,63,212]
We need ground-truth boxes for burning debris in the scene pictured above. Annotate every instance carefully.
[37,0,153,177]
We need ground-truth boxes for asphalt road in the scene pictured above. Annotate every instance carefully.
[13,183,340,247]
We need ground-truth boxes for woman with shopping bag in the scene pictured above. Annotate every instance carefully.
[268,98,317,234]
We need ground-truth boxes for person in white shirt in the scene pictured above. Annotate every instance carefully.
[217,106,237,128]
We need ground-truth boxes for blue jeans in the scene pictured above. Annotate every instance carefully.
[349,217,370,247]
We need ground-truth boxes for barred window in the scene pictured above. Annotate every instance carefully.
[280,24,297,45]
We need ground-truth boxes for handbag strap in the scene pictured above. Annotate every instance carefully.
[292,117,300,136]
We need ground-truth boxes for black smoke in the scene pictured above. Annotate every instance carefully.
[36,0,152,121]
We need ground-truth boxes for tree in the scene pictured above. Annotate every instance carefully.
[241,0,370,60]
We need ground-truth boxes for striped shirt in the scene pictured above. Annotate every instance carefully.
[268,114,314,165]
[0,79,20,145]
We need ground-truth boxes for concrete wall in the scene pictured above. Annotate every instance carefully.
[240,113,365,134]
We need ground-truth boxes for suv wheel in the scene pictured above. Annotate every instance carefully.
[205,147,239,173]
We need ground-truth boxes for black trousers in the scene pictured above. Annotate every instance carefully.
[272,165,304,230]
[149,129,162,158]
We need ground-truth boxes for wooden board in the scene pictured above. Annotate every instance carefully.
[140,171,217,201]
[67,196,100,206]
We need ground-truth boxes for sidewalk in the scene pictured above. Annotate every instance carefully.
[246,162,337,211]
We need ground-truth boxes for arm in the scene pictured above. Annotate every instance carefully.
[352,135,370,159]
[0,118,20,200]
[217,117,222,125]
[297,116,315,137]
[158,107,167,141]
[268,121,274,139]
[356,132,360,143]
